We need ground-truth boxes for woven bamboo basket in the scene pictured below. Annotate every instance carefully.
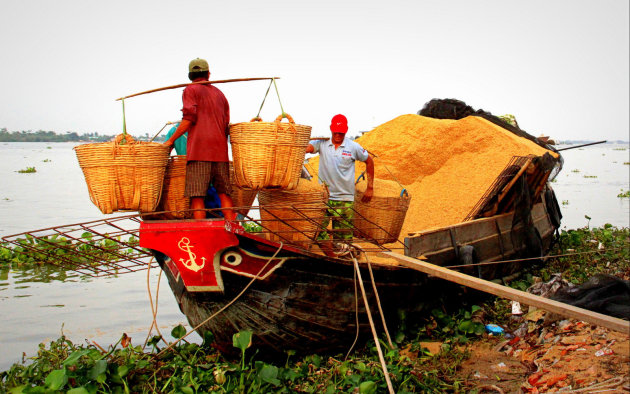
[154,155,189,219]
[229,163,258,217]
[353,181,412,245]
[153,158,258,219]
[258,179,328,247]
[229,114,312,190]
[74,134,170,214]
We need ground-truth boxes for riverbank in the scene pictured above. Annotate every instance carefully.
[1,225,628,393]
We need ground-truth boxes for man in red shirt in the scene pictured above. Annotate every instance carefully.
[164,58,236,221]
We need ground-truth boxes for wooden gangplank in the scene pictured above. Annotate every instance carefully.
[378,251,630,335]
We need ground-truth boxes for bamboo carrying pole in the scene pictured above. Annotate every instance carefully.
[116,77,280,101]
[378,251,630,335]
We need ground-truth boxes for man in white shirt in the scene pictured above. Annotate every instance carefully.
[306,114,374,256]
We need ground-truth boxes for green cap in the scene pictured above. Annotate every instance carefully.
[189,58,209,72]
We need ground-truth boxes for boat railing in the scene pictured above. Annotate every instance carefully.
[1,204,405,277]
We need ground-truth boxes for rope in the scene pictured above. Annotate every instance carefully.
[444,246,626,269]
[272,78,286,117]
[344,267,361,360]
[353,151,406,193]
[121,99,127,136]
[305,161,325,184]
[255,79,274,119]
[253,77,286,119]
[351,244,394,348]
[350,251,395,394]
[149,121,179,142]
[156,242,284,357]
[381,162,406,193]
[559,377,626,393]
[363,250,394,348]
[143,258,167,350]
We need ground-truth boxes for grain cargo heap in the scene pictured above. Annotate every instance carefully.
[308,114,558,238]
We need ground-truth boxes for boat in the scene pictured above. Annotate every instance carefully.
[1,161,563,357]
[0,178,572,356]
[1,105,565,356]
[138,180,562,355]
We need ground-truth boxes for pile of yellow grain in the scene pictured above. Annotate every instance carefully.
[308,114,556,237]
[355,177,404,197]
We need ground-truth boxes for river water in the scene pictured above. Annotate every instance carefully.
[0,141,628,370]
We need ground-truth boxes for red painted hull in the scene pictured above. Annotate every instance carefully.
[139,219,428,355]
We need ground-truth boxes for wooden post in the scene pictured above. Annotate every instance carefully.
[377,251,630,335]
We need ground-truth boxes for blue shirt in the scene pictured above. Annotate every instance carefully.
[311,137,369,201]
[164,123,187,155]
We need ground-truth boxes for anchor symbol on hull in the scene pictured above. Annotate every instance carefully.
[177,237,206,272]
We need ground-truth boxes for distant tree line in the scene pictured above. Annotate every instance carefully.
[0,128,164,142]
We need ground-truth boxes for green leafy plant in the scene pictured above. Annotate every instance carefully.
[17,167,36,173]
[415,305,486,344]
[617,189,630,198]
[233,330,253,391]
[497,114,518,127]
[242,221,262,233]
[1,233,142,272]
[3,227,626,393]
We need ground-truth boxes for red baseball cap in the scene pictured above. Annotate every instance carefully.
[330,114,348,133]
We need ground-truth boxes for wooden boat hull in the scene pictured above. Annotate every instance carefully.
[405,192,559,279]
[140,195,560,355]
[148,232,428,355]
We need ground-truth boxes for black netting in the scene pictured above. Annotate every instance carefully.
[417,98,481,120]
[418,98,562,157]
[551,274,630,320]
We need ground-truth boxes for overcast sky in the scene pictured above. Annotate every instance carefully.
[0,0,628,141]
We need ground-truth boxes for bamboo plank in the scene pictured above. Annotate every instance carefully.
[377,251,630,334]
[494,157,534,208]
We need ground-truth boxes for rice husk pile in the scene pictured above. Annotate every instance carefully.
[307,114,557,240]
[355,177,404,196]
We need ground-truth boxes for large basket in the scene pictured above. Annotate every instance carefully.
[229,163,258,217]
[354,185,411,245]
[74,134,170,214]
[153,158,258,219]
[258,180,328,247]
[154,155,189,219]
[230,114,312,190]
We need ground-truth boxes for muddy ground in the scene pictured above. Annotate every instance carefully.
[452,317,629,393]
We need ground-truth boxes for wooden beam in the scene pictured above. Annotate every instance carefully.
[377,251,630,335]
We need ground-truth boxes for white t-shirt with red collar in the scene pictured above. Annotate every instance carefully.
[311,137,369,201]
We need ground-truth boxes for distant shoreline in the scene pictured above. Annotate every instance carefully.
[557,140,629,145]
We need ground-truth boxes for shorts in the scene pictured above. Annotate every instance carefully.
[184,161,232,197]
[317,200,355,241]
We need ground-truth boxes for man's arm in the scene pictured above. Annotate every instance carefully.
[305,143,314,154]
[361,154,374,203]
[164,119,192,149]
